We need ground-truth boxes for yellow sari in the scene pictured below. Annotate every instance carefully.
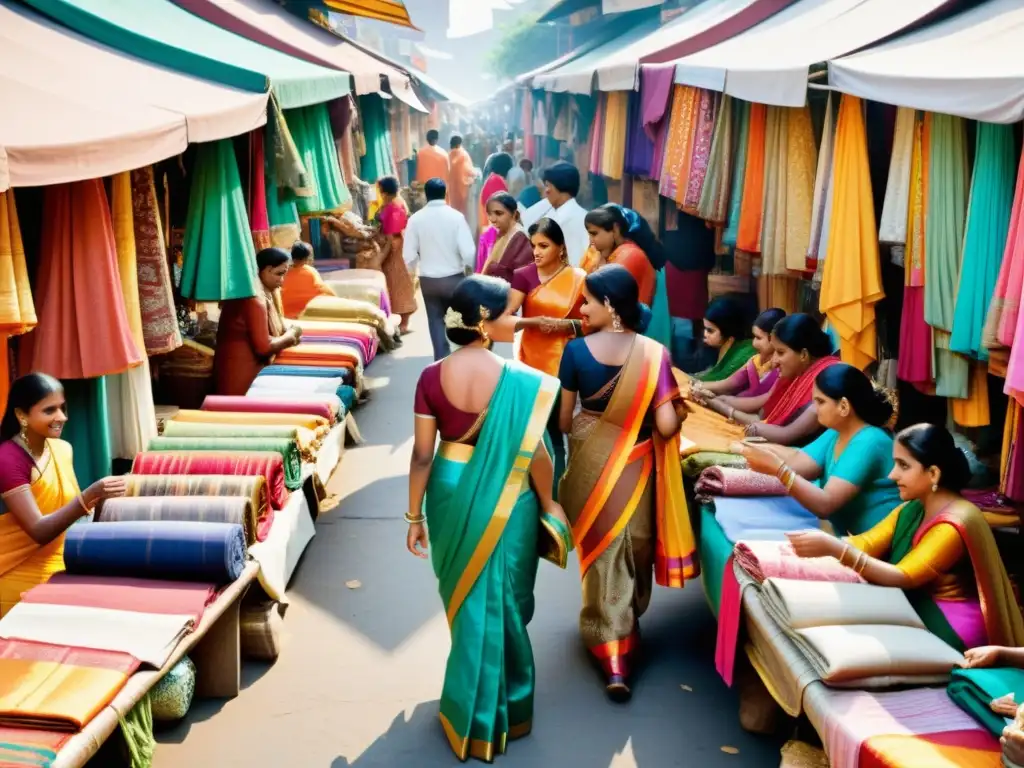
[0,440,80,617]
[518,266,586,377]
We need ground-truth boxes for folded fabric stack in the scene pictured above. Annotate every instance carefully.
[679,401,747,458]
[298,293,396,353]
[696,467,787,497]
[948,666,1024,736]
[291,318,378,364]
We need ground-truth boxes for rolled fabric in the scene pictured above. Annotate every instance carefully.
[145,437,302,490]
[273,343,365,373]
[63,521,246,584]
[131,451,290,509]
[161,421,319,461]
[202,394,337,423]
[695,467,787,497]
[326,281,383,308]
[734,540,864,585]
[261,365,352,381]
[170,409,329,440]
[249,375,343,396]
[96,496,258,547]
[300,295,388,329]
[122,474,272,542]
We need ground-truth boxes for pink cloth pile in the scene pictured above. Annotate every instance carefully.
[695,467,787,497]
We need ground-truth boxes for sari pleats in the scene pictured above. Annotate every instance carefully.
[820,95,884,370]
[924,114,970,399]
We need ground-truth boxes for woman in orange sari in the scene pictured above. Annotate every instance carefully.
[558,265,695,702]
[489,218,586,485]
[706,313,837,446]
[0,374,126,616]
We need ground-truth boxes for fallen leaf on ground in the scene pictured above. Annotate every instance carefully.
[345,580,362,589]
[720,746,739,755]
[680,684,693,692]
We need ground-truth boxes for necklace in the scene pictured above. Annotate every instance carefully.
[16,434,45,462]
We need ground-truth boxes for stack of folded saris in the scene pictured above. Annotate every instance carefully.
[948,666,1024,736]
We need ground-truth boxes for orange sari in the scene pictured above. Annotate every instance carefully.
[582,242,655,305]
[518,266,586,377]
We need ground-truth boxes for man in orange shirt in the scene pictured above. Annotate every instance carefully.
[415,129,450,187]
[447,134,476,217]
[281,241,333,319]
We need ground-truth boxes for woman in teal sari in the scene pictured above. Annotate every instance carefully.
[407,275,572,762]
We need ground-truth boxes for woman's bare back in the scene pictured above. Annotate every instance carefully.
[438,348,505,414]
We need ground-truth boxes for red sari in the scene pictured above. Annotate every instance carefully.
[762,356,839,426]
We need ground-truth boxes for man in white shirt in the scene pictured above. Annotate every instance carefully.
[520,162,590,267]
[403,178,476,360]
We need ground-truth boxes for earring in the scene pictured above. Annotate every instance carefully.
[612,312,624,333]
[19,420,27,441]
[931,483,939,493]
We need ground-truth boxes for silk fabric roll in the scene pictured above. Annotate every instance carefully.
[131,451,289,509]
[145,437,302,490]
[97,496,258,547]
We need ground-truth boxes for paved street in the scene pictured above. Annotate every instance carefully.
[152,303,783,767]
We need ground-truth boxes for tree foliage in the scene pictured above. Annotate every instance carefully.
[485,11,559,82]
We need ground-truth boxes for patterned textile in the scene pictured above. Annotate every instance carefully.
[201,394,337,423]
[682,90,717,213]
[659,86,699,200]
[249,130,272,251]
[64,521,246,584]
[878,107,916,246]
[131,451,289,510]
[681,451,747,478]
[0,726,68,766]
[0,189,36,414]
[145,436,302,491]
[734,540,864,585]
[695,468,786,497]
[240,600,283,661]
[150,657,196,722]
[97,496,258,550]
[697,95,733,224]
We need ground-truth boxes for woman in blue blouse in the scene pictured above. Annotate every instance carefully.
[739,363,901,536]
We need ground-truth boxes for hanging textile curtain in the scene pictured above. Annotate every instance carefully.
[356,94,397,184]
[589,94,606,176]
[1000,402,1024,501]
[697,95,734,224]
[0,190,37,412]
[130,167,181,357]
[108,172,158,460]
[951,122,1015,361]
[878,108,916,246]
[285,103,351,216]
[641,67,675,184]
[898,111,933,389]
[807,94,836,272]
[62,376,112,488]
[265,95,309,248]
[924,113,970,399]
[984,147,1024,353]
[249,130,272,251]
[625,90,655,178]
[722,100,749,248]
[784,107,816,273]
[759,107,787,274]
[736,103,767,254]
[681,90,717,214]
[181,140,259,302]
[600,91,629,181]
[27,179,142,379]
[819,95,884,370]
[659,86,699,201]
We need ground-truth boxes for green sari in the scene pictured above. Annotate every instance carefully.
[426,362,561,762]
[696,338,755,383]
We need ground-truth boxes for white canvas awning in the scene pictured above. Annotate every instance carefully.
[829,0,1024,124]
[670,0,954,107]
[596,0,784,91]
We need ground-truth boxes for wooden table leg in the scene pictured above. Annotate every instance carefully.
[192,598,242,699]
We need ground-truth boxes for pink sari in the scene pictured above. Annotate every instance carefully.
[476,226,499,273]
[478,174,508,233]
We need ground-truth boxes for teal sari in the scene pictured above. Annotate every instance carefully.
[645,269,673,350]
[426,362,562,762]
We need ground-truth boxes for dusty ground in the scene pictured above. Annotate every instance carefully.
[151,305,783,767]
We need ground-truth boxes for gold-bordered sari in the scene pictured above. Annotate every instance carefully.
[517,265,586,378]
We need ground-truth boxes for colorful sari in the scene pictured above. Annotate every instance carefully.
[850,500,1024,652]
[762,356,838,427]
[517,265,586,378]
[478,174,508,234]
[377,198,417,317]
[738,355,779,397]
[482,229,532,285]
[559,336,696,681]
[697,338,756,383]
[426,362,560,761]
[0,440,80,617]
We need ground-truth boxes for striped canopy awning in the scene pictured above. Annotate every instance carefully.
[323,0,416,28]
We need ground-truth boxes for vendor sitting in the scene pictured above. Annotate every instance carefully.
[281,241,333,320]
[214,247,302,396]
[0,374,125,616]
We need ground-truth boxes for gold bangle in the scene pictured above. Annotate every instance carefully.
[404,512,426,525]
[838,544,850,567]
[854,551,868,574]
[77,495,92,514]
[783,470,796,492]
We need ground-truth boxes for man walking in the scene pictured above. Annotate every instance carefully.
[403,178,475,360]
[415,129,450,187]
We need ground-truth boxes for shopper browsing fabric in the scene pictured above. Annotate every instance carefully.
[787,424,1024,651]
[521,162,591,267]
[478,193,532,283]
[706,313,837,445]
[693,297,756,383]
[581,204,672,347]
[692,308,785,398]
[375,176,417,335]
[281,241,333,319]
[214,247,302,395]
[738,363,901,536]
[0,374,126,616]
[558,264,695,702]
[407,275,569,761]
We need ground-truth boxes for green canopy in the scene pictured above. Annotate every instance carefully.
[23,0,349,108]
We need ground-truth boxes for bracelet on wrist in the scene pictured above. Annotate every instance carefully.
[404,512,426,525]
[77,495,92,514]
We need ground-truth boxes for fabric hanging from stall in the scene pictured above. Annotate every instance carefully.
[26,179,142,379]
[898,111,933,389]
[878,107,916,246]
[130,167,181,357]
[984,147,1024,353]
[249,130,272,251]
[286,103,351,216]
[819,95,884,370]
[625,90,655,178]
[0,190,36,412]
[952,361,990,427]
[659,86,699,201]
[681,90,717,214]
[181,140,259,302]
[697,95,733,224]
[951,123,1016,362]
[736,103,767,254]
[590,95,606,176]
[721,100,749,249]
[356,94,397,185]
[600,91,629,181]
[759,107,787,274]
[807,94,837,272]
[265,96,308,247]
[783,107,816,273]
[62,376,112,488]
[924,113,970,399]
[1000,402,1024,501]
[641,67,675,183]
[108,172,158,460]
